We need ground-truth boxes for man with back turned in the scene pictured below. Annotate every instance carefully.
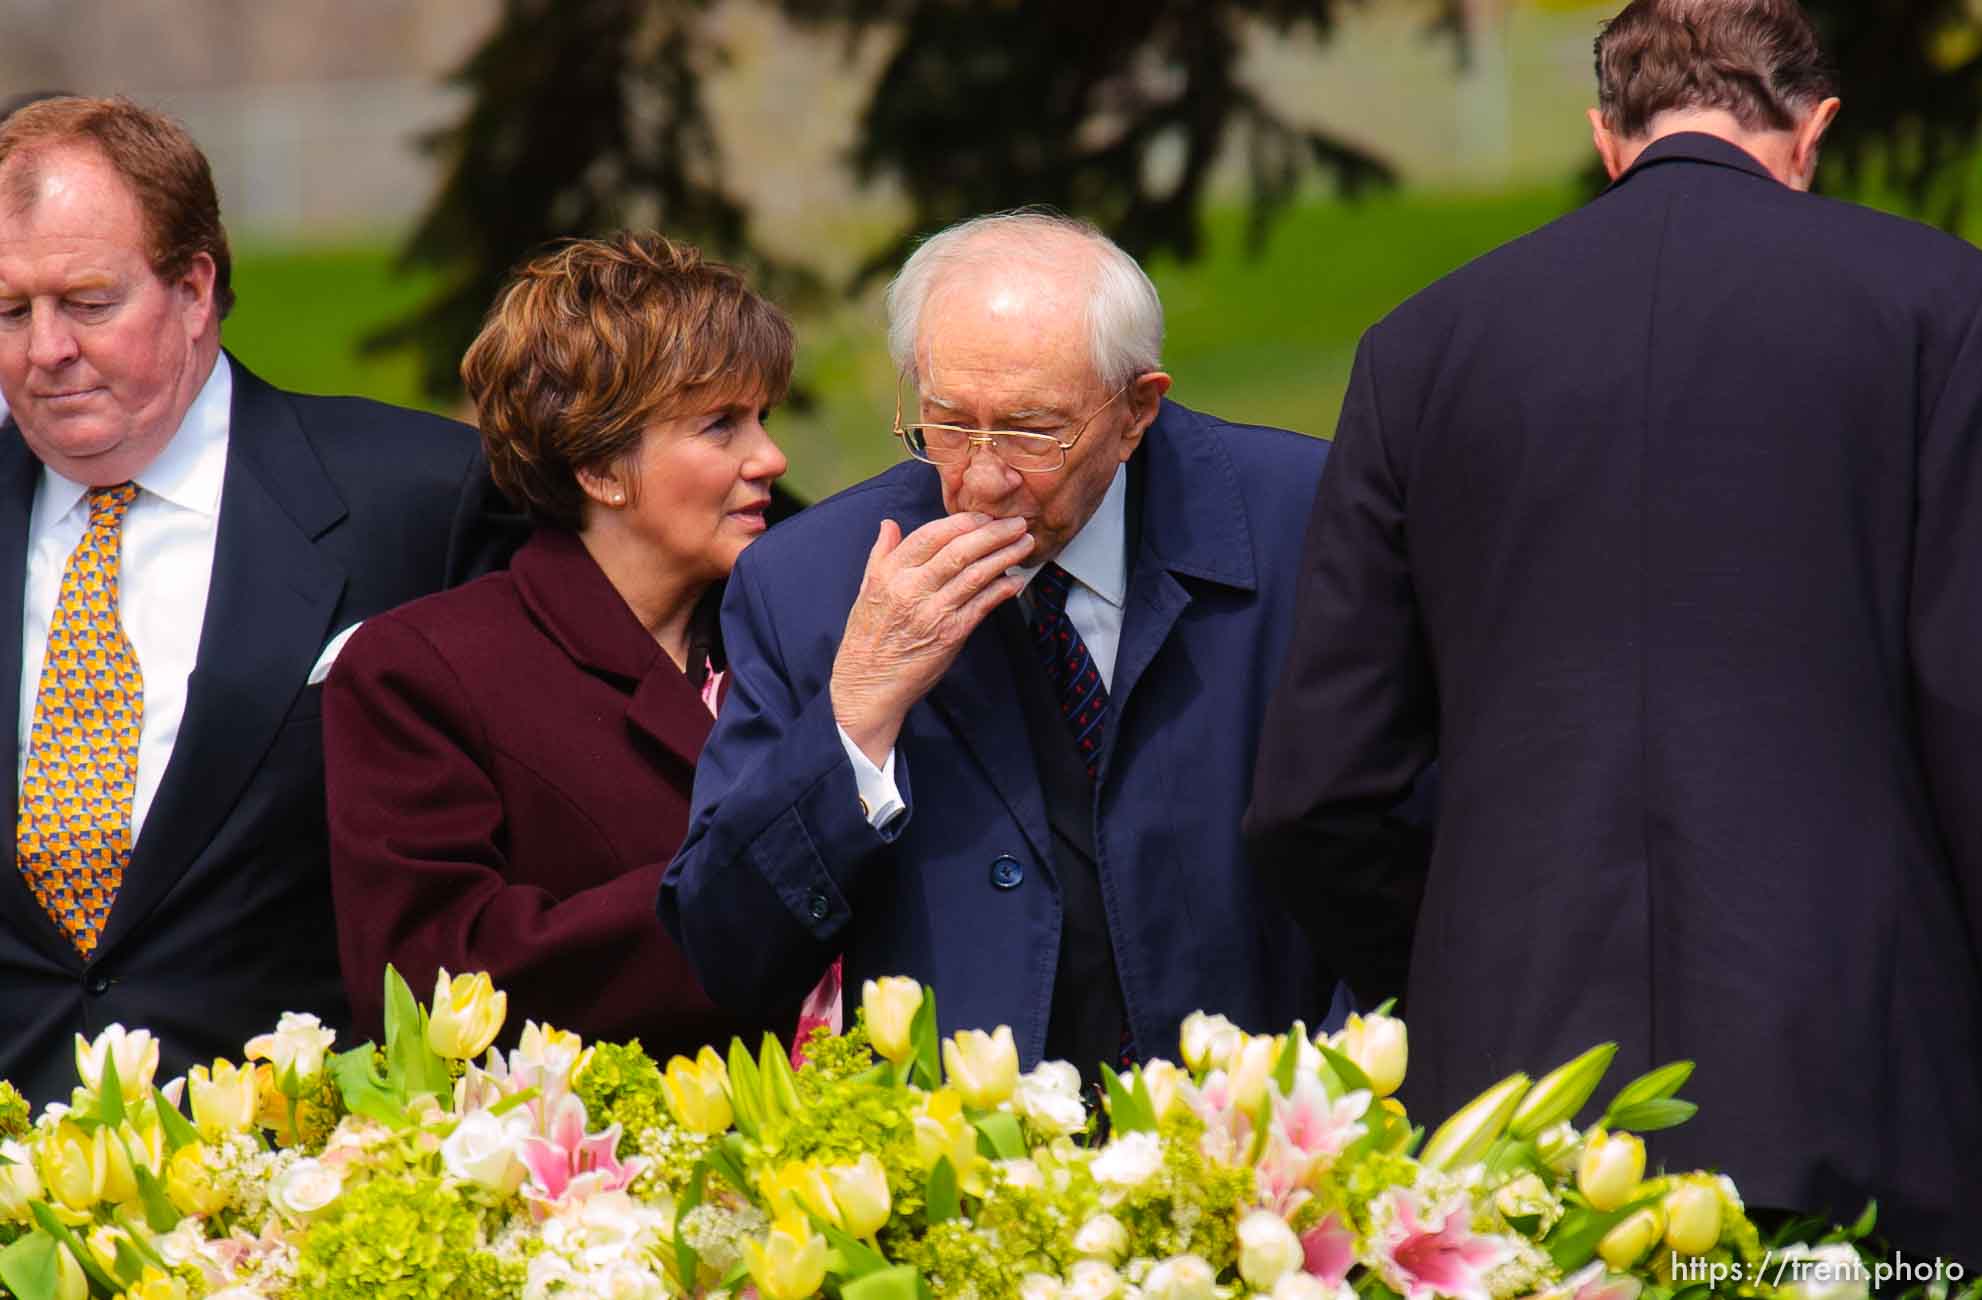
[1247,0,1982,1259]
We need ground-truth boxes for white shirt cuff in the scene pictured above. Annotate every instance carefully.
[836,724,907,829]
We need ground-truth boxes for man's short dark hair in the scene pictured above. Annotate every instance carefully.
[1596,0,1838,138]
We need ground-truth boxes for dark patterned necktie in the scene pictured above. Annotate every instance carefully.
[1029,562,1108,781]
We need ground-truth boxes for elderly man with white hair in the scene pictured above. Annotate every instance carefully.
[662,211,1350,1083]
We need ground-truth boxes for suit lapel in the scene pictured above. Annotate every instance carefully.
[927,616,1054,870]
[0,423,78,967]
[96,360,348,957]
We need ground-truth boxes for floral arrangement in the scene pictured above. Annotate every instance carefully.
[0,969,1945,1300]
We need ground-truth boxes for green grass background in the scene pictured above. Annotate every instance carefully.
[224,185,1578,501]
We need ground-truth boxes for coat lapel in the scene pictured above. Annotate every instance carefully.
[509,529,712,777]
[96,359,348,957]
[0,422,77,967]
[1107,402,1259,760]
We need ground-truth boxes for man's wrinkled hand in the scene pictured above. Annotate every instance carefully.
[832,512,1034,764]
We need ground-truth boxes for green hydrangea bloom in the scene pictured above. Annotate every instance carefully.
[796,1021,876,1087]
[574,1039,671,1141]
[293,1173,499,1299]
[893,1217,1024,1300]
[0,1081,27,1138]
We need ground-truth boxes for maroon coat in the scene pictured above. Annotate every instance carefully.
[323,528,780,1059]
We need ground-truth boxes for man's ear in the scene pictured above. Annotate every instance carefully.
[1789,96,1841,191]
[1117,371,1172,463]
[175,252,219,337]
[1588,108,1628,181]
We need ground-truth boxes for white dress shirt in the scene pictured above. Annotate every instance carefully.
[17,356,232,843]
[841,463,1129,829]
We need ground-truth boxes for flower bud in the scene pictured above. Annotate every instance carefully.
[743,1211,831,1300]
[826,1153,892,1237]
[1663,1178,1722,1255]
[1577,1130,1646,1213]
[166,1144,229,1216]
[943,1025,1020,1108]
[862,977,922,1066]
[188,1058,259,1139]
[1597,1205,1664,1271]
[660,1046,733,1135]
[1419,1072,1531,1170]
[0,1140,42,1221]
[1332,1013,1408,1098]
[1237,1209,1305,1289]
[1179,1012,1241,1073]
[244,1012,337,1094]
[1141,1254,1217,1300]
[427,969,507,1061]
[1534,1121,1583,1175]
[1227,1033,1278,1112]
[37,1122,106,1212]
[1073,1213,1129,1262]
[74,1025,158,1102]
[1509,1043,1616,1139]
[1139,1059,1184,1120]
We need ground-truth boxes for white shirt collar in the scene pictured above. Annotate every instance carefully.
[1014,461,1128,609]
[35,353,232,521]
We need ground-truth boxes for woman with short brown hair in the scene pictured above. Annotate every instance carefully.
[324,232,798,1053]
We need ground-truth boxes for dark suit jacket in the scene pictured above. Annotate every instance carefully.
[1246,134,1982,1260]
[661,400,1334,1065]
[0,354,509,1105]
[324,528,783,1059]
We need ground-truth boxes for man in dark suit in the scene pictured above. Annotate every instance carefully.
[0,97,504,1104]
[662,211,1343,1084]
[1246,0,1982,1259]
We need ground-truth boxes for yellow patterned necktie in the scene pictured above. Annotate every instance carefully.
[17,482,144,958]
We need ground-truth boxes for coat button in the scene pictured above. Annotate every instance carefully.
[989,856,1024,890]
[85,973,111,996]
[807,891,830,920]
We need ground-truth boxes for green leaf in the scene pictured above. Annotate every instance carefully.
[1849,1200,1878,1238]
[1543,1192,1661,1271]
[329,1042,406,1128]
[971,1110,1026,1161]
[812,1215,890,1277]
[110,1233,150,1286]
[1272,1028,1302,1097]
[842,1264,932,1300]
[1317,1043,1374,1096]
[27,1201,121,1294]
[1605,1061,1695,1119]
[486,1085,540,1118]
[673,1160,710,1286]
[908,990,941,1092]
[1100,1065,1155,1135]
[704,1135,751,1197]
[1370,997,1398,1017]
[1606,1098,1698,1132]
[96,1049,127,1128]
[383,965,452,1102]
[726,1038,764,1142]
[925,1156,960,1223]
[151,1086,198,1152]
[1504,1211,1542,1236]
[132,1162,181,1233]
[0,1232,62,1300]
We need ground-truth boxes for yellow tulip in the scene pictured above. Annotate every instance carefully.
[1578,1130,1646,1213]
[758,1160,841,1228]
[1598,1205,1665,1270]
[1333,1012,1408,1098]
[38,1121,106,1213]
[114,1267,190,1300]
[862,976,922,1066]
[1178,1012,1242,1073]
[742,1211,830,1300]
[427,969,508,1061]
[1140,1060,1185,1120]
[660,1046,733,1135]
[942,1026,1019,1108]
[87,1224,136,1276]
[74,1025,159,1103]
[1663,1178,1723,1255]
[913,1089,983,1192]
[53,1244,86,1300]
[1227,1033,1279,1111]
[825,1154,892,1237]
[166,1144,229,1217]
[0,1140,42,1222]
[188,1058,259,1139]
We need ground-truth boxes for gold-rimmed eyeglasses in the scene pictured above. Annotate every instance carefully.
[893,382,1130,474]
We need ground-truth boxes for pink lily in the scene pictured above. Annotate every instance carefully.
[1183,1072,1256,1166]
[518,1095,645,1218]
[1301,1211,1357,1288]
[1273,1077,1369,1164]
[1370,1188,1511,1300]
